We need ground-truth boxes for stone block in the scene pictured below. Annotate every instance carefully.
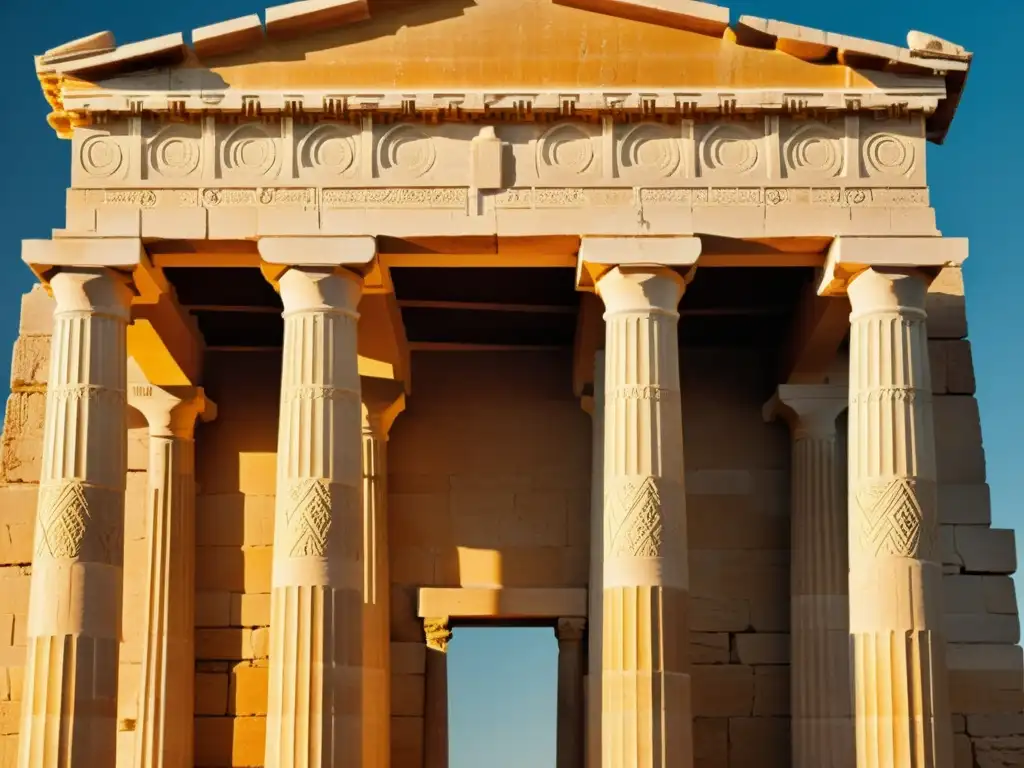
[243,547,273,594]
[929,340,947,394]
[195,592,232,628]
[96,207,141,236]
[944,575,985,613]
[0,485,36,566]
[956,527,1017,575]
[390,673,425,717]
[949,670,1024,714]
[0,569,31,615]
[196,629,266,661]
[687,495,787,550]
[195,672,229,716]
[753,666,789,716]
[0,702,20,736]
[231,716,266,767]
[391,715,424,768]
[693,665,754,717]
[194,717,232,766]
[974,736,1024,768]
[124,471,149,542]
[968,714,1024,737]
[390,586,425,643]
[945,340,977,394]
[141,207,207,239]
[728,717,790,768]
[948,644,1022,672]
[694,717,728,768]
[230,664,268,716]
[19,286,54,336]
[939,484,992,526]
[954,733,972,768]
[733,633,789,665]
[126,427,149,472]
[953,714,967,733]
[1,392,47,483]
[945,614,1020,644]
[208,207,259,239]
[691,633,729,664]
[392,642,426,675]
[934,397,986,484]
[231,593,271,627]
[985,577,1018,615]
[926,267,967,340]
[10,336,50,388]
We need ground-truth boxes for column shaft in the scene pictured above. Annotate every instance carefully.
[596,267,692,768]
[131,388,210,768]
[586,352,605,768]
[557,619,586,768]
[264,267,364,768]
[18,268,132,768]
[423,620,451,768]
[847,268,952,768]
[770,388,854,768]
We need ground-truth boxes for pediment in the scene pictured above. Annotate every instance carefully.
[36,0,971,142]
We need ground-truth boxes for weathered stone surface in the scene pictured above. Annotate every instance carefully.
[728,717,790,768]
[974,736,1024,768]
[939,484,992,525]
[693,717,727,768]
[18,286,54,337]
[985,577,1018,615]
[691,633,730,664]
[733,633,789,665]
[10,335,50,388]
[753,666,789,716]
[693,665,754,717]
[968,714,1024,737]
[0,392,47,483]
[945,614,1020,644]
[691,596,750,633]
[0,485,35,566]
[956,527,1017,575]
[229,664,268,716]
[934,397,986,484]
[926,267,967,340]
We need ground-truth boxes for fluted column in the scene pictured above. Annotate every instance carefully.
[847,267,952,768]
[766,384,853,768]
[595,266,692,768]
[264,266,364,768]
[423,618,452,768]
[585,352,605,768]
[557,618,586,768]
[18,268,133,768]
[361,383,405,768]
[130,386,214,768]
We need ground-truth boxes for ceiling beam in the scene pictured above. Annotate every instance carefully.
[780,276,851,384]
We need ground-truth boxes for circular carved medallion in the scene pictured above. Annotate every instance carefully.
[221,124,278,178]
[81,136,123,178]
[619,123,680,178]
[863,132,915,177]
[537,124,596,176]
[300,124,358,176]
[700,124,759,175]
[377,125,436,178]
[784,123,842,179]
[148,125,201,179]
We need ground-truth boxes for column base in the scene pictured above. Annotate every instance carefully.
[18,634,119,768]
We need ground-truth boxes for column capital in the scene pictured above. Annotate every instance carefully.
[594,265,689,317]
[846,267,929,319]
[129,383,216,439]
[273,265,363,315]
[258,237,376,291]
[576,236,701,291]
[556,617,587,642]
[424,617,452,653]
[763,384,847,439]
[817,236,967,297]
[49,266,134,320]
[362,377,407,439]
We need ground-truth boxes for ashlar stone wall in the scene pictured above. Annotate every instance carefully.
[0,269,1021,768]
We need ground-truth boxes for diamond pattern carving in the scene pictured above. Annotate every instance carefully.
[606,476,663,558]
[856,477,927,558]
[285,478,332,557]
[37,482,89,559]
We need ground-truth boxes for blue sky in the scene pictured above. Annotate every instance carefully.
[1,1,1020,766]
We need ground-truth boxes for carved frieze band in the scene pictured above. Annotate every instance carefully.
[35,481,123,564]
[71,115,926,189]
[852,477,938,560]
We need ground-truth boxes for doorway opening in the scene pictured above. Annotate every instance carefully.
[448,626,558,768]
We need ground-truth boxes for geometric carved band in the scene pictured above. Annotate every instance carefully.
[283,478,332,558]
[853,476,937,560]
[604,475,665,559]
[35,481,122,564]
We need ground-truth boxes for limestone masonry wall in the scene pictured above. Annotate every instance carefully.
[0,269,1021,767]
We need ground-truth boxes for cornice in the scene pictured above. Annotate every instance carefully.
[33,0,972,142]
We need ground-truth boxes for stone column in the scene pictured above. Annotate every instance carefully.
[18,268,133,768]
[423,618,452,768]
[765,385,853,768]
[557,618,586,768]
[584,351,605,768]
[130,386,214,768]
[846,268,952,768]
[361,382,405,768]
[594,266,692,768]
[264,266,365,768]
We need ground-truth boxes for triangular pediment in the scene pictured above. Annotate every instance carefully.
[36,0,971,141]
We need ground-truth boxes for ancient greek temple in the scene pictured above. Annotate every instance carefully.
[0,0,1021,766]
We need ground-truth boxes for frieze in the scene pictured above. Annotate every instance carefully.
[69,116,928,190]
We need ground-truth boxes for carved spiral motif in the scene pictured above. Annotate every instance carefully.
[864,132,915,177]
[377,125,436,178]
[221,124,278,178]
[537,124,596,176]
[80,136,124,178]
[700,124,760,175]
[784,123,842,178]
[300,124,358,176]
[148,125,201,179]
[618,124,680,178]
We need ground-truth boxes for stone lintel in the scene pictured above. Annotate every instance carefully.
[576,236,701,290]
[417,588,588,620]
[264,0,370,39]
[553,0,730,37]
[258,235,377,289]
[817,236,968,297]
[22,237,143,287]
